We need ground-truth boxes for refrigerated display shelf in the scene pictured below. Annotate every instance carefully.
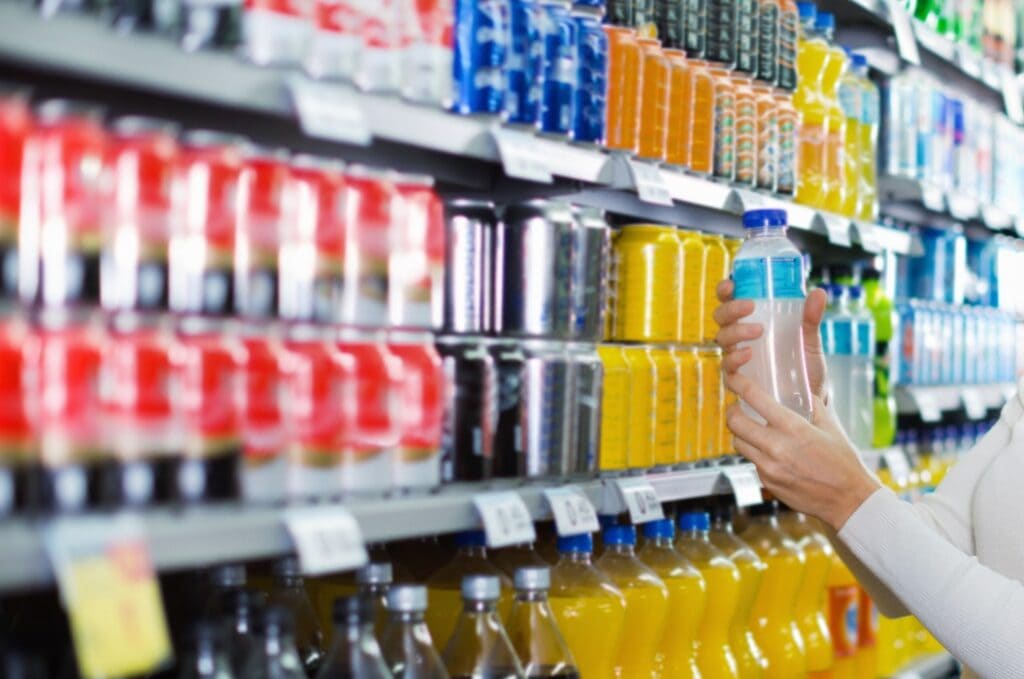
[879,175,1024,235]
[894,383,1016,420]
[0,3,919,255]
[0,463,754,591]
[890,651,957,679]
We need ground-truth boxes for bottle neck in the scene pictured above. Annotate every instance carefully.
[752,513,780,529]
[463,599,498,614]
[515,589,548,603]
[561,550,593,565]
[651,536,675,548]
[458,546,488,559]
[711,517,735,534]
[341,620,376,642]
[274,574,303,589]
[685,528,711,541]
[744,225,787,240]
[358,583,388,599]
[390,610,427,625]
[606,543,635,557]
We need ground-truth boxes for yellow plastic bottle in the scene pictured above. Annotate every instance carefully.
[708,507,767,679]
[622,345,656,469]
[853,53,880,221]
[825,552,860,679]
[837,51,862,217]
[793,3,829,207]
[548,533,627,679]
[639,518,708,679]
[649,346,682,466]
[816,12,849,214]
[779,511,835,677]
[673,346,703,463]
[678,230,706,345]
[597,344,631,471]
[740,503,809,678]
[491,542,550,580]
[424,531,513,652]
[597,524,670,678]
[676,511,742,679]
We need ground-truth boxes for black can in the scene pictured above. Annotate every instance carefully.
[437,336,497,482]
[705,0,736,66]
[488,340,526,479]
[567,342,603,475]
[655,0,685,49]
[178,0,241,51]
[606,0,634,26]
[443,200,496,335]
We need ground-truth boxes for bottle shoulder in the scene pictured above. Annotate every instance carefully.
[550,559,625,600]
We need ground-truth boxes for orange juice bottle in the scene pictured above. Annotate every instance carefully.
[698,347,724,460]
[740,503,808,678]
[701,233,728,344]
[710,67,737,181]
[673,346,703,463]
[621,345,656,469]
[780,511,835,677]
[793,2,828,207]
[678,229,706,345]
[665,49,693,167]
[604,26,643,153]
[816,12,848,214]
[732,74,758,186]
[826,552,860,679]
[649,346,682,466]
[688,60,717,175]
[677,511,742,679]
[597,343,631,471]
[752,84,778,192]
[638,38,670,161]
[837,49,863,217]
[612,224,682,342]
[709,506,767,679]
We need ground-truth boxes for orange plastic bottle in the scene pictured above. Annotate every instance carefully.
[731,74,758,186]
[637,38,670,161]
[709,67,737,181]
[604,26,643,153]
[752,84,778,192]
[688,60,717,175]
[826,552,860,679]
[665,49,693,167]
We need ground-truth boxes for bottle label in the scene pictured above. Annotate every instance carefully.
[732,255,805,300]
[829,584,860,658]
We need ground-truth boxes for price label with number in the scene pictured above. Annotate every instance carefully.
[285,506,368,576]
[474,491,537,548]
[883,449,912,483]
[544,486,601,536]
[721,466,763,507]
[627,159,674,206]
[288,76,372,146]
[961,388,987,420]
[887,0,921,65]
[492,127,554,183]
[614,478,665,524]
[46,516,172,679]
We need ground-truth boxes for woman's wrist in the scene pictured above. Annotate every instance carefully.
[827,472,883,532]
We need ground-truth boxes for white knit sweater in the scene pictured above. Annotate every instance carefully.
[832,381,1024,679]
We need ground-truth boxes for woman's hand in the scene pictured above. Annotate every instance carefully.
[724,370,881,531]
[714,280,831,402]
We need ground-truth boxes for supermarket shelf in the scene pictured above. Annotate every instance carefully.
[0,463,757,592]
[894,383,1015,420]
[879,175,1024,235]
[890,651,957,679]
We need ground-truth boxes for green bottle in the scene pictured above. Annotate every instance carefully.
[862,268,897,449]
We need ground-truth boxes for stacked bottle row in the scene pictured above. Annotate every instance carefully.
[902,0,1024,71]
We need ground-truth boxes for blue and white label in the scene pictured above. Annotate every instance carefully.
[733,256,805,300]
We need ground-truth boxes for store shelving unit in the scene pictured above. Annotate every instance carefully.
[890,651,958,679]
[894,383,1016,420]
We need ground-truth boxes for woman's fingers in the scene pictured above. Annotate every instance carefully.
[716,279,735,304]
[713,298,755,328]
[802,287,828,356]
[722,346,754,373]
[716,322,763,350]
[724,371,805,432]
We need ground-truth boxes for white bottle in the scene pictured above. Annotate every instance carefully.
[847,285,876,449]
[732,209,814,422]
[823,284,854,435]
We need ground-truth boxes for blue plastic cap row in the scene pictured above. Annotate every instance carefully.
[679,511,711,532]
[455,530,487,548]
[797,2,817,20]
[557,533,593,554]
[642,518,676,540]
[603,525,637,546]
[742,208,787,229]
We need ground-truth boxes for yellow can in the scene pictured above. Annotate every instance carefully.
[621,344,656,469]
[648,346,681,466]
[724,236,742,262]
[701,233,730,344]
[678,230,706,345]
[597,343,631,471]
[672,345,702,463]
[698,347,724,460]
[612,224,682,343]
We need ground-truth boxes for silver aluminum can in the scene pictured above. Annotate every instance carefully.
[487,339,526,478]
[567,342,603,474]
[494,200,574,338]
[443,200,495,334]
[436,335,497,482]
[520,339,573,477]
[569,206,610,341]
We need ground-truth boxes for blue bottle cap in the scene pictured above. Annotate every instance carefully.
[849,284,863,301]
[557,533,594,554]
[598,514,618,528]
[603,525,637,546]
[454,530,487,548]
[679,511,711,532]
[642,519,676,540]
[797,2,817,20]
[852,53,868,68]
[742,208,787,229]
[815,11,835,31]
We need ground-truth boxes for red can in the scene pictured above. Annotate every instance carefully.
[19,100,107,310]
[279,155,346,324]
[104,116,178,314]
[389,173,445,330]
[399,0,454,106]
[0,91,31,304]
[174,327,244,502]
[355,0,402,92]
[239,332,291,503]
[387,333,444,490]
[102,322,182,507]
[307,0,363,81]
[0,317,38,513]
[341,166,394,328]
[242,0,312,66]
[169,130,244,319]
[335,331,402,493]
[236,145,288,320]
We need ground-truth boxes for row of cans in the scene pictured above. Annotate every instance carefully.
[0,94,445,329]
[608,223,742,345]
[443,199,608,342]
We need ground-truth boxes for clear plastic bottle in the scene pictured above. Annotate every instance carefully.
[491,544,550,580]
[267,556,325,675]
[847,285,876,450]
[242,605,309,679]
[317,595,394,679]
[442,575,525,679]
[837,47,863,217]
[178,621,236,679]
[219,589,266,675]
[380,585,449,679]
[823,284,856,435]
[506,567,579,678]
[852,53,879,221]
[358,562,395,642]
[731,209,814,421]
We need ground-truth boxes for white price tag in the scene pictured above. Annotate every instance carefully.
[921,184,946,213]
[544,486,601,536]
[961,388,987,420]
[627,159,674,206]
[820,214,852,247]
[887,0,921,65]
[854,220,881,253]
[721,466,763,507]
[284,506,368,576]
[882,449,912,483]
[288,76,372,146]
[957,44,983,78]
[1001,70,1024,125]
[913,391,942,423]
[614,478,665,524]
[492,127,554,183]
[473,491,537,548]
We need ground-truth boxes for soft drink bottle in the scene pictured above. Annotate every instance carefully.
[441,576,525,679]
[178,621,236,679]
[862,268,896,449]
[267,557,325,675]
[505,567,579,677]
[793,2,828,207]
[219,590,266,676]
[380,585,450,679]
[779,511,835,676]
[825,553,860,679]
[823,284,855,433]
[317,596,394,679]
[242,605,308,679]
[852,53,879,221]
[731,209,814,421]
[491,543,551,580]
[847,286,876,450]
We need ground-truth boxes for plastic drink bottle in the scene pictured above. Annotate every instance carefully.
[847,286,876,450]
[491,543,550,580]
[311,562,391,647]
[638,519,708,679]
[837,48,863,217]
[245,606,309,679]
[822,284,855,433]
[708,506,767,679]
[740,504,808,677]
[178,621,235,679]
[425,532,513,652]
[505,567,579,678]
[862,268,896,449]
[731,209,814,422]
[317,597,394,679]
[825,553,860,679]
[779,511,835,677]
[676,511,742,679]
[266,557,325,675]
[380,585,449,679]
[220,589,266,675]
[817,12,849,213]
[547,534,626,679]
[596,525,670,678]
[442,575,525,679]
[852,54,880,221]
[793,2,828,207]
[855,587,879,679]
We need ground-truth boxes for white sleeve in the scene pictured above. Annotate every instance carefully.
[838,487,1024,679]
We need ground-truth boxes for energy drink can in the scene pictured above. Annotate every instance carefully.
[452,0,508,115]
[649,345,680,466]
[673,345,702,463]
[179,0,242,51]
[401,0,455,106]
[488,339,525,478]
[538,0,577,136]
[621,344,655,469]
[341,166,395,328]
[521,339,573,476]
[388,332,445,490]
[567,342,602,474]
[0,91,29,307]
[505,0,543,126]
[611,224,682,343]
[389,173,446,330]
[443,200,496,334]
[678,230,706,345]
[569,206,610,341]
[571,7,608,144]
[437,335,497,482]
[654,0,684,48]
[596,343,630,471]
[698,346,723,460]
[355,0,403,92]
[236,145,288,320]
[242,0,312,66]
[701,233,728,344]
[239,330,290,504]
[0,318,37,513]
[306,0,361,80]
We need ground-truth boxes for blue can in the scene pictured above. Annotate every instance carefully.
[571,9,607,143]
[505,0,543,125]
[539,1,577,135]
[895,301,916,385]
[453,0,509,115]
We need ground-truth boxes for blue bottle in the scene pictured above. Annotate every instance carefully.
[453,0,509,115]
[538,0,577,135]
[570,7,607,143]
[505,0,543,125]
